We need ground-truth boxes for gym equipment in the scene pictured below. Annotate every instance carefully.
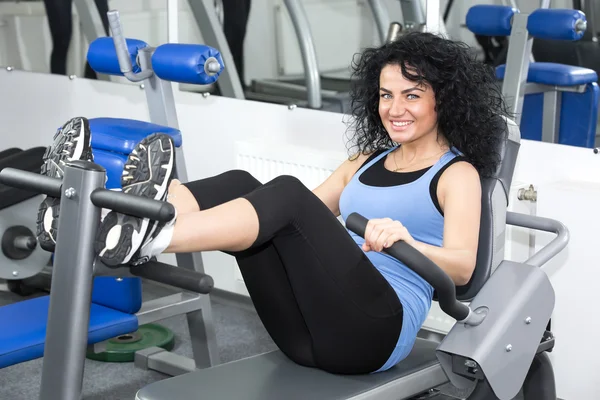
[132,112,568,400]
[532,0,600,82]
[86,323,175,363]
[0,146,50,286]
[468,5,598,149]
[188,0,390,112]
[0,9,224,391]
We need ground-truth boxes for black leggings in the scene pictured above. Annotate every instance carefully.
[222,0,251,85]
[184,171,404,374]
[43,0,109,79]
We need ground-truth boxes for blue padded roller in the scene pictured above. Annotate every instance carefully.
[87,37,147,76]
[496,62,598,86]
[89,118,182,155]
[466,5,518,36]
[92,148,128,189]
[0,295,138,368]
[527,9,586,41]
[92,276,143,314]
[152,43,224,85]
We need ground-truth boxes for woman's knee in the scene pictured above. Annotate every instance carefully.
[225,169,262,192]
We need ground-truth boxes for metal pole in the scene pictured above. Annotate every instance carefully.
[283,0,322,109]
[167,0,179,43]
[39,162,105,400]
[367,0,391,44]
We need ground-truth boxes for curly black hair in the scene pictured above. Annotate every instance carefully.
[346,31,510,178]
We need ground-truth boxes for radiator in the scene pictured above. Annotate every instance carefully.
[234,140,340,190]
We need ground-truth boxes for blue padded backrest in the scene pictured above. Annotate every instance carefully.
[527,9,586,41]
[87,37,147,76]
[92,276,143,314]
[89,118,182,154]
[466,5,518,36]
[92,148,127,189]
[519,82,598,148]
[152,43,224,85]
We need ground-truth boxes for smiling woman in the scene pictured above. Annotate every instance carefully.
[45,31,512,377]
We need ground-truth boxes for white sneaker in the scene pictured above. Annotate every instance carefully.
[94,133,175,267]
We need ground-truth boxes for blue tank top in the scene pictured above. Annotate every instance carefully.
[339,146,458,372]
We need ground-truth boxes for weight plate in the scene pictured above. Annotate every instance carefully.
[86,323,175,362]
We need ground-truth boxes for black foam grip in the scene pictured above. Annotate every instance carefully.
[345,212,470,321]
[90,189,175,222]
[130,260,214,294]
[0,168,62,198]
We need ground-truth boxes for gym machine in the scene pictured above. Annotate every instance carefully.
[0,9,226,382]
[0,147,51,294]
[469,4,598,148]
[133,113,568,400]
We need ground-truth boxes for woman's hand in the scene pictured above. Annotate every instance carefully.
[362,218,416,252]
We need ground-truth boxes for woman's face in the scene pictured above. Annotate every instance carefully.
[378,64,438,145]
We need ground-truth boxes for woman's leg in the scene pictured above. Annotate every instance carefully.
[96,134,404,373]
[43,0,73,75]
[170,175,405,373]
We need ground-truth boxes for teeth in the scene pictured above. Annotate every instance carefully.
[392,121,413,127]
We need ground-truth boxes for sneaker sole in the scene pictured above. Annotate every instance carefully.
[95,133,175,266]
[36,117,92,251]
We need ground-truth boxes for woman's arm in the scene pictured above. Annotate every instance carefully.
[416,161,481,285]
[363,161,481,286]
[312,154,371,216]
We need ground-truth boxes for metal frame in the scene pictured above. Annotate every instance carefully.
[500,13,533,125]
[84,39,221,373]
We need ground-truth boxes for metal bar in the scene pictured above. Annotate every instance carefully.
[135,347,196,375]
[39,162,105,400]
[90,188,175,222]
[283,0,322,109]
[137,48,181,129]
[136,293,205,325]
[167,0,179,43]
[0,168,62,197]
[506,211,570,268]
[425,0,442,34]
[525,83,587,94]
[367,0,390,44]
[130,260,214,294]
[541,91,562,144]
[399,0,426,31]
[501,14,534,125]
[187,0,246,99]
[253,79,339,98]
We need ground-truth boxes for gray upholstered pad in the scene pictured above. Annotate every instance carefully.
[136,338,448,400]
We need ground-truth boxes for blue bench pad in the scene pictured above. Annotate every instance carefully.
[496,62,598,86]
[0,296,138,368]
[89,118,182,154]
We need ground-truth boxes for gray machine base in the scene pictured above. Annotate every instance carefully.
[135,338,448,400]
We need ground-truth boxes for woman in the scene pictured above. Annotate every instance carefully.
[38,32,508,375]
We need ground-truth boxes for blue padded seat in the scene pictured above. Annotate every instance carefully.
[496,62,598,148]
[92,148,127,189]
[89,118,182,155]
[0,296,138,368]
[496,62,598,86]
